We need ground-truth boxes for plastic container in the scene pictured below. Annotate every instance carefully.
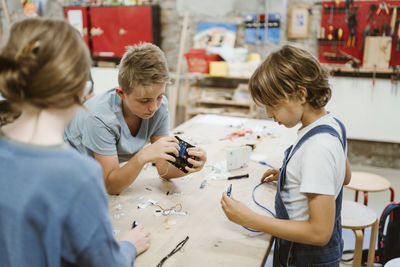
[209,61,228,76]
[184,48,220,73]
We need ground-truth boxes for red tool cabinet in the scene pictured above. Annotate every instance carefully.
[64,5,160,58]
[90,5,160,58]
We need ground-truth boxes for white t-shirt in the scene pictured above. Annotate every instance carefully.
[281,113,347,221]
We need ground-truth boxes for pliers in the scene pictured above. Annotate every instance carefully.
[377,2,389,15]
[347,29,356,48]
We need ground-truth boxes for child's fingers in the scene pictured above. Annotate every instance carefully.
[265,175,278,182]
[260,169,278,182]
[260,173,273,183]
[184,166,197,173]
[170,136,180,143]
[164,154,176,162]
[160,136,179,144]
[186,157,203,167]
[171,142,180,151]
[187,148,205,158]
[165,147,179,157]
[220,193,227,207]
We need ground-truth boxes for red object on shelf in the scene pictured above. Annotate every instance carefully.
[64,7,90,49]
[184,48,220,73]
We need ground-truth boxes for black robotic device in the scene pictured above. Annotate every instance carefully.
[168,136,195,173]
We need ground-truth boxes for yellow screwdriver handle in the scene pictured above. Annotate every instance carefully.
[338,28,343,39]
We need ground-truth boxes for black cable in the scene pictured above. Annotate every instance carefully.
[156,236,189,267]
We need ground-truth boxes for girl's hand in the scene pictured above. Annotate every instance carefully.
[260,168,279,183]
[220,192,254,226]
[185,147,207,173]
[140,136,180,163]
[121,225,151,255]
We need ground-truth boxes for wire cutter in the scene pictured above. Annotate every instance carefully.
[377,2,389,15]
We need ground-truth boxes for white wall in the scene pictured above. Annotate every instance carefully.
[328,76,400,143]
[91,67,400,143]
[91,67,119,95]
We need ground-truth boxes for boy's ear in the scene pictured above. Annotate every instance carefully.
[115,88,125,99]
[297,85,308,103]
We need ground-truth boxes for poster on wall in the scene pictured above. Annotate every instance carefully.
[194,21,237,48]
[287,4,312,39]
[22,0,48,16]
[193,21,237,61]
[244,13,281,43]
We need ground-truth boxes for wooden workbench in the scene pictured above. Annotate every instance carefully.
[108,115,298,267]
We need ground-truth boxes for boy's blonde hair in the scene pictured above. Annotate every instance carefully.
[0,18,91,111]
[249,45,331,109]
[118,43,169,94]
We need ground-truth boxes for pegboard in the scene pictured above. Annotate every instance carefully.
[319,0,400,67]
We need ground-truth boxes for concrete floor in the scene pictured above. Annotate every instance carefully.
[264,164,400,267]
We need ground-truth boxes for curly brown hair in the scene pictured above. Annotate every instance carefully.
[249,45,331,109]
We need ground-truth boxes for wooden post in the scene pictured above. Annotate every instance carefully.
[168,11,189,128]
[1,0,11,24]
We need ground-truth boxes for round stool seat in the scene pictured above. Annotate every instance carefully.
[346,171,391,192]
[385,258,400,267]
[341,200,379,267]
[342,200,377,229]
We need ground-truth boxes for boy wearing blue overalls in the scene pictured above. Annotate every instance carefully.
[221,45,351,266]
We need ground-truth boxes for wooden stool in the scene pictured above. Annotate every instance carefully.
[341,200,379,267]
[385,257,400,266]
[346,172,394,205]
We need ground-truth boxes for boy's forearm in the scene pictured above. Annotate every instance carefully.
[106,152,146,195]
[244,213,332,246]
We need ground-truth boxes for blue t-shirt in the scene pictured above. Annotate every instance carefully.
[64,88,169,162]
[0,134,137,267]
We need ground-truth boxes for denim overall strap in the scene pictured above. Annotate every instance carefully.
[273,120,346,267]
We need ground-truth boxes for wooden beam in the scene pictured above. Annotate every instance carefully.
[1,0,11,24]
[168,11,189,128]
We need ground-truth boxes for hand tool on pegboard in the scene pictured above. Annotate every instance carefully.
[372,64,377,86]
[346,9,358,47]
[367,4,378,22]
[360,25,371,50]
[397,19,400,51]
[338,49,361,67]
[390,7,397,36]
[382,21,388,36]
[377,1,389,15]
[329,0,334,24]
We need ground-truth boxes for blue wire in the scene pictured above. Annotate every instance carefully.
[243,182,276,232]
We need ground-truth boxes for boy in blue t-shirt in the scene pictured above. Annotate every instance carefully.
[65,43,207,195]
